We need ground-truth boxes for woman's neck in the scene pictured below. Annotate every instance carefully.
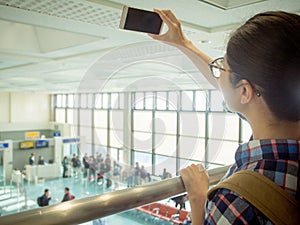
[250,118,300,140]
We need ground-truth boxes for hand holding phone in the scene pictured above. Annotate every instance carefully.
[119,6,163,34]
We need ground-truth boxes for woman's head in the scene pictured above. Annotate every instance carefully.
[226,11,300,122]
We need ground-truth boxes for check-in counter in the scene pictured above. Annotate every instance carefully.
[25,164,60,181]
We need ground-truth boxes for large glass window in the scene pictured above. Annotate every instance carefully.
[54,88,243,174]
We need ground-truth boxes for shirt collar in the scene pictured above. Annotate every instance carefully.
[235,139,300,167]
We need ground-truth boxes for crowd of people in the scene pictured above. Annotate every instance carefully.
[60,152,174,190]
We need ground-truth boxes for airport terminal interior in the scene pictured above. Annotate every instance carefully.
[0,0,299,224]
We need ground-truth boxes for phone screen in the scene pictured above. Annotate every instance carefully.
[123,7,163,34]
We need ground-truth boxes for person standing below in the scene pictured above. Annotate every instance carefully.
[112,161,121,190]
[76,155,81,177]
[29,153,35,165]
[38,189,51,207]
[83,153,89,178]
[162,168,171,179]
[140,165,147,184]
[71,154,77,177]
[62,156,68,178]
[134,162,141,186]
[38,156,45,165]
[61,187,75,202]
[150,9,300,224]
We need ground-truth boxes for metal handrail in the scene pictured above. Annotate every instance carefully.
[0,165,230,225]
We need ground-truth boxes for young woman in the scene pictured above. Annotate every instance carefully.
[150,10,300,224]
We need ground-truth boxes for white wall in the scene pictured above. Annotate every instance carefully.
[0,93,51,123]
[0,92,51,124]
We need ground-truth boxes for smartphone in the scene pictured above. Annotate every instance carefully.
[119,6,163,34]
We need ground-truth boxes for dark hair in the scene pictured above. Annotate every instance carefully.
[226,11,300,121]
[44,189,49,193]
[65,187,69,191]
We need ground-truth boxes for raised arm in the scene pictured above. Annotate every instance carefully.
[149,9,218,89]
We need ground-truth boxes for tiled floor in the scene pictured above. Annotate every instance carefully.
[0,170,189,224]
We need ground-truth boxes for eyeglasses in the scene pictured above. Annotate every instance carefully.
[208,57,231,78]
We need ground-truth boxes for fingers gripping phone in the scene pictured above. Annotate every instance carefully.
[119,6,163,34]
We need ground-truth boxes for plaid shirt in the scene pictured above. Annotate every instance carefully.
[204,139,300,225]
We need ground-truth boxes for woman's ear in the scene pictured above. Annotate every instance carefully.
[237,80,254,104]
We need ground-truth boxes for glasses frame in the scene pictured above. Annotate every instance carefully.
[208,57,231,79]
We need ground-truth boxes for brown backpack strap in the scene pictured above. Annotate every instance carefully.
[207,170,300,225]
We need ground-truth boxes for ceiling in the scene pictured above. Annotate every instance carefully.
[0,0,299,93]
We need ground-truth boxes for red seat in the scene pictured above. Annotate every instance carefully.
[171,209,189,224]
